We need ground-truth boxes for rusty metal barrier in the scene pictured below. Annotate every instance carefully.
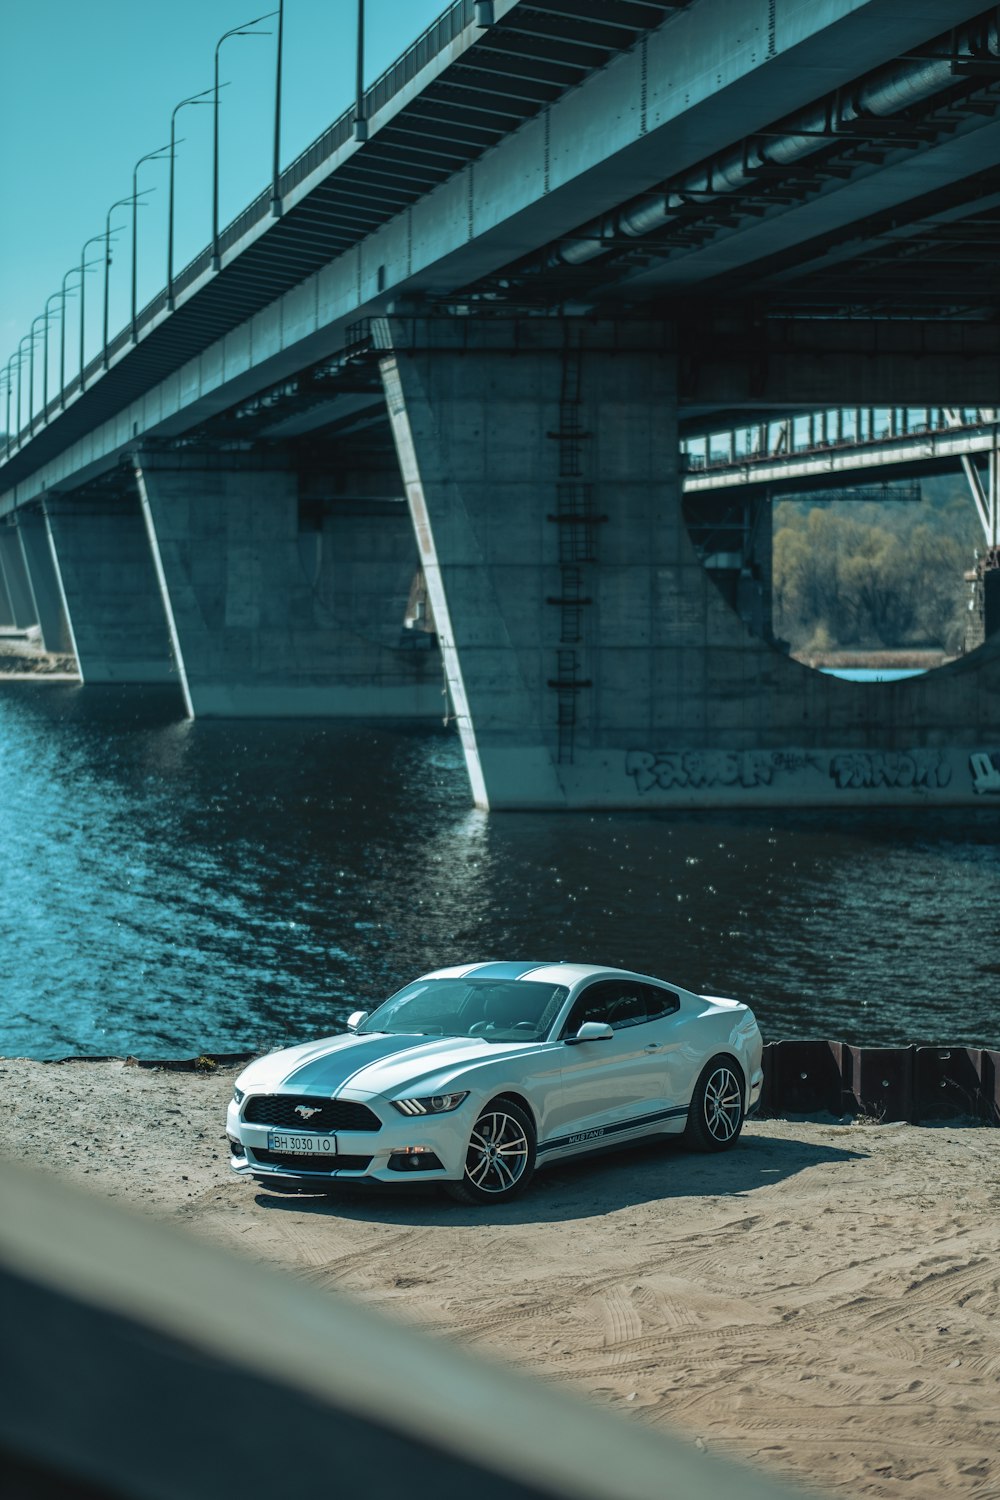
[761,1041,1000,1124]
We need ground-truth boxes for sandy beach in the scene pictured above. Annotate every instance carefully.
[2,1056,998,1500]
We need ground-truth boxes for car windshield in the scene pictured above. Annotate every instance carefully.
[357,978,569,1044]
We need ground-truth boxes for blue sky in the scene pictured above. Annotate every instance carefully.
[0,0,449,404]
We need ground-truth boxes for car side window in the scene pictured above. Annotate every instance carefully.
[643,984,681,1019]
[560,981,649,1038]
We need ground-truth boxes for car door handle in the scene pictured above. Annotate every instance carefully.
[644,1042,662,1052]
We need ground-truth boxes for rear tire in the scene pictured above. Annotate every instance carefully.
[684,1056,745,1152]
[445,1098,536,1205]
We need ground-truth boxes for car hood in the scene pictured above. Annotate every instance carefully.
[238,1031,534,1100]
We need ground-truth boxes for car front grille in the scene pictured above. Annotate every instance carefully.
[251,1150,373,1173]
[243,1095,381,1132]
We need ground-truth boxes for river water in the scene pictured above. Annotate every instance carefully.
[1,681,998,1060]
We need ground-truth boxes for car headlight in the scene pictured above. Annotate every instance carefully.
[233,1086,246,1105]
[392,1091,468,1117]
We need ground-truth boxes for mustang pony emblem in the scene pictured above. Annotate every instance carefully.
[294,1104,321,1119]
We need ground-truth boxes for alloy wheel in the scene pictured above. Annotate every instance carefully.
[703,1065,743,1142]
[464,1108,531,1195]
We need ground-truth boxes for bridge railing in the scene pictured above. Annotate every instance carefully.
[7,0,476,456]
[682,407,996,472]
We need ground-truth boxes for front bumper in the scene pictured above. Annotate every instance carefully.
[226,1093,470,1186]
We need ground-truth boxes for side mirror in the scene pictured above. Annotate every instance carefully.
[565,1021,614,1045]
[346,1010,369,1033]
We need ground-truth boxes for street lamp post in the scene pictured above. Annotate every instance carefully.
[15,335,35,443]
[168,86,215,309]
[2,357,17,459]
[28,313,55,432]
[354,0,367,141]
[132,144,170,342]
[60,268,82,408]
[60,259,98,406]
[271,0,284,214]
[77,232,105,394]
[212,11,275,270]
[42,289,68,419]
[104,194,140,369]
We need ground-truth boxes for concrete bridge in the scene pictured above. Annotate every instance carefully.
[3,0,1000,809]
[676,404,1000,655]
[683,407,998,518]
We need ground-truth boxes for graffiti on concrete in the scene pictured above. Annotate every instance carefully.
[970,751,1000,795]
[828,750,951,790]
[769,751,820,776]
[626,747,955,794]
[626,750,779,792]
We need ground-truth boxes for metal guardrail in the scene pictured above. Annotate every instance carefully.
[11,0,476,450]
[214,0,475,258]
[760,1040,1000,1125]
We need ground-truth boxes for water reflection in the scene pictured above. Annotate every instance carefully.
[1,681,997,1059]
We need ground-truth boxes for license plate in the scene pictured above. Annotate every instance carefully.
[268,1132,337,1156]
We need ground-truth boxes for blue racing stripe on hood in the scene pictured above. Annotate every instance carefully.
[280,1034,429,1093]
[465,961,548,980]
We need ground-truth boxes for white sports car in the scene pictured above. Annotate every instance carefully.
[227,962,764,1204]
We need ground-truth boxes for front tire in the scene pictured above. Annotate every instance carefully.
[445,1098,536,1204]
[684,1056,745,1152]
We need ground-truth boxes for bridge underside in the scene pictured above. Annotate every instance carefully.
[7,2,1000,805]
[374,316,1000,807]
[8,313,1000,809]
[14,447,441,718]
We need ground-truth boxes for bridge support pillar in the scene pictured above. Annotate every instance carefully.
[378,314,1000,811]
[0,522,38,631]
[134,452,441,719]
[18,506,74,655]
[0,563,13,628]
[45,491,177,685]
[377,315,681,809]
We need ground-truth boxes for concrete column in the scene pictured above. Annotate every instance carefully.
[134,453,441,719]
[45,491,177,685]
[376,316,686,808]
[377,314,1000,811]
[0,556,15,627]
[18,506,74,655]
[0,524,37,630]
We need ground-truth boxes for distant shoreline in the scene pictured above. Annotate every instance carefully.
[0,631,77,678]
[792,648,954,671]
[0,670,80,681]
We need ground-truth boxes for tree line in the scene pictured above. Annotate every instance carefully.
[771,478,981,656]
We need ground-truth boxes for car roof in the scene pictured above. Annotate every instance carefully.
[419,961,675,989]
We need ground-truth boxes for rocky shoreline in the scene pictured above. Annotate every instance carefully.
[0,629,77,676]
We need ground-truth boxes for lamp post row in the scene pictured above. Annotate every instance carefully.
[5,0,377,455]
[212,10,276,270]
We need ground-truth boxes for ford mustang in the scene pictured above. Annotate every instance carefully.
[227,961,763,1204]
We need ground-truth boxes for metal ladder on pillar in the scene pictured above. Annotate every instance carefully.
[546,343,602,764]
